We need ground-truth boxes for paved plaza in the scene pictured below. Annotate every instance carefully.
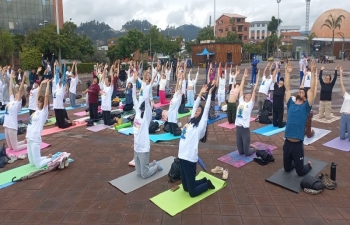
[0,60,350,225]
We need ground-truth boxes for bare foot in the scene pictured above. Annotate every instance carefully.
[47,154,52,158]
[250,144,258,151]
[308,161,312,168]
[72,121,76,126]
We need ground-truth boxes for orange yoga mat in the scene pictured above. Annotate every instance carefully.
[41,122,86,136]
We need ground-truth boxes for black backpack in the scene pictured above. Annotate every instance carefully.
[263,99,273,115]
[254,150,275,165]
[17,121,27,135]
[0,143,9,168]
[149,121,159,134]
[168,158,181,183]
[154,108,163,120]
[259,110,272,124]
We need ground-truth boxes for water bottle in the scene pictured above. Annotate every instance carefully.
[330,162,337,181]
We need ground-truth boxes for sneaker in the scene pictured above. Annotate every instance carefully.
[64,158,69,167]
[17,154,27,160]
[128,159,135,167]
[319,173,337,190]
[304,188,322,195]
[211,166,224,174]
[222,169,229,180]
[7,156,17,164]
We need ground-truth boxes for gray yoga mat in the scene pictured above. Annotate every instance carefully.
[265,157,328,193]
[109,156,175,194]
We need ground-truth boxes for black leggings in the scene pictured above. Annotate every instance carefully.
[283,139,312,176]
[168,122,178,135]
[123,103,134,111]
[227,102,236,124]
[102,110,116,126]
[273,108,285,128]
[89,102,99,121]
[54,109,72,129]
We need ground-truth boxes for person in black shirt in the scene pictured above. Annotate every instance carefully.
[318,65,338,120]
[273,76,286,128]
[172,55,178,81]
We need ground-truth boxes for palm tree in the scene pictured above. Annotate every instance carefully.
[305,32,317,56]
[337,32,345,60]
[321,14,345,55]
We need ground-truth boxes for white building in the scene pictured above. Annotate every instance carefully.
[248,21,270,40]
[97,46,108,51]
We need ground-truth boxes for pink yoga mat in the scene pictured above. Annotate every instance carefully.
[41,123,86,136]
[6,142,51,157]
[86,124,109,132]
[217,118,255,130]
[154,102,170,108]
[217,142,278,168]
[323,137,350,152]
[74,107,101,117]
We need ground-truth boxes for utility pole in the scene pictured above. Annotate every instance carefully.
[55,0,61,72]
[214,0,216,37]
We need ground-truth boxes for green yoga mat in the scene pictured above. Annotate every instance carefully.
[115,122,132,130]
[0,164,40,186]
[178,110,192,119]
[150,171,226,216]
[44,118,56,126]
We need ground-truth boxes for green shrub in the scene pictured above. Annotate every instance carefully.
[20,47,41,70]
[64,63,95,74]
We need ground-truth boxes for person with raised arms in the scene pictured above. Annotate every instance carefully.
[226,66,240,124]
[186,67,199,107]
[339,66,350,140]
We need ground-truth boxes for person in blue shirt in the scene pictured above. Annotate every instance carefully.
[283,60,317,176]
[250,56,259,86]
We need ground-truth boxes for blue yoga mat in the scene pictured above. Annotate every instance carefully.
[215,105,220,111]
[153,96,159,100]
[198,157,206,171]
[0,133,5,141]
[207,113,227,125]
[118,127,134,135]
[252,124,286,136]
[185,103,193,108]
[149,133,181,143]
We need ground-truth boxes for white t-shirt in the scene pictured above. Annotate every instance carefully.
[69,76,78,94]
[101,85,113,111]
[166,70,171,81]
[258,76,273,95]
[229,74,235,85]
[159,79,167,91]
[168,92,182,123]
[299,59,304,71]
[53,85,65,109]
[218,77,226,94]
[29,88,39,110]
[26,106,48,142]
[66,71,72,77]
[340,92,350,114]
[3,95,22,130]
[181,80,186,95]
[235,96,254,128]
[304,72,311,88]
[269,76,274,91]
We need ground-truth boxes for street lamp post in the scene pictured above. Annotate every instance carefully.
[277,0,281,58]
[214,0,216,37]
[55,0,62,72]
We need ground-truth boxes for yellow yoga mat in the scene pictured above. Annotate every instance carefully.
[150,171,226,216]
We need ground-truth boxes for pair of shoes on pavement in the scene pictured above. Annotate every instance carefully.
[7,154,27,164]
[58,157,69,169]
[211,166,229,180]
[319,173,337,190]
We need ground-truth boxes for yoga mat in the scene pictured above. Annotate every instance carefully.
[217,118,255,130]
[0,164,39,186]
[74,116,90,122]
[6,142,51,157]
[118,127,134,135]
[44,118,56,127]
[41,123,86,136]
[150,171,226,216]
[153,96,159,100]
[74,111,87,116]
[312,114,340,124]
[217,142,278,168]
[303,127,331,145]
[185,103,193,108]
[198,157,206,171]
[150,133,181,143]
[323,136,350,152]
[266,157,328,193]
[252,124,286,136]
[115,122,132,130]
[207,113,227,125]
[215,105,220,111]
[109,156,175,194]
[65,104,86,111]
[0,133,5,141]
[178,110,192,119]
[154,102,170,108]
[86,124,109,132]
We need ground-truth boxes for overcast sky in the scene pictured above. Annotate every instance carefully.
[63,0,348,31]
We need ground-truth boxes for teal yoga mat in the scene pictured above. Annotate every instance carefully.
[252,124,286,136]
[0,133,5,141]
[150,133,180,143]
[118,127,134,135]
[207,113,227,125]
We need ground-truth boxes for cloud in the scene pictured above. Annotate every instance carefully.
[63,0,349,31]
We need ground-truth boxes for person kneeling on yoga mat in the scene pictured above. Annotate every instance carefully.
[26,79,52,168]
[235,69,259,156]
[83,75,100,122]
[283,60,317,176]
[226,66,239,124]
[339,66,350,140]
[168,78,183,135]
[132,74,162,178]
[178,84,214,197]
[100,64,118,125]
[123,82,134,112]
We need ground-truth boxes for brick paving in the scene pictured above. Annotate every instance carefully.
[0,60,350,225]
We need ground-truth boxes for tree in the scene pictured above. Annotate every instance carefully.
[215,31,242,43]
[0,30,15,64]
[85,49,110,64]
[268,16,282,35]
[185,41,195,54]
[321,14,345,54]
[12,34,25,52]
[162,36,182,56]
[141,26,164,56]
[305,32,317,56]
[196,25,214,43]
[20,47,41,70]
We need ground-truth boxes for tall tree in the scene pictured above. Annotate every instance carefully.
[141,26,164,56]
[0,30,15,64]
[196,25,215,43]
[321,14,345,54]
[267,16,282,35]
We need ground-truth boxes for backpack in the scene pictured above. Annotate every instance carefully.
[17,121,27,135]
[258,110,272,124]
[262,99,273,115]
[163,121,170,132]
[149,121,159,134]
[168,158,181,183]
[254,150,275,165]
[0,143,9,168]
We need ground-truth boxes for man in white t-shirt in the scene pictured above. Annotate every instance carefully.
[69,61,79,108]
[256,63,275,119]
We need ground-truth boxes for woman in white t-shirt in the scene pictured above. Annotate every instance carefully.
[28,80,40,116]
[26,79,52,168]
[159,70,169,105]
[178,84,215,197]
[339,66,350,140]
[100,65,118,125]
[4,71,27,151]
[235,69,260,156]
[165,62,172,89]
[167,78,183,135]
[186,67,199,107]
[217,63,227,107]
[69,61,79,108]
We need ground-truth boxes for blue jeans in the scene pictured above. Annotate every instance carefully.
[340,113,350,140]
[251,68,257,84]
[179,158,208,198]
[69,92,76,108]
[186,90,194,106]
[299,71,304,85]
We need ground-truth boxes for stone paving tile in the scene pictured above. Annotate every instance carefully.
[1,61,350,224]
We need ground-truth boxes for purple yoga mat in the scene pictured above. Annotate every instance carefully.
[217,142,278,168]
[86,124,109,132]
[323,137,350,152]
